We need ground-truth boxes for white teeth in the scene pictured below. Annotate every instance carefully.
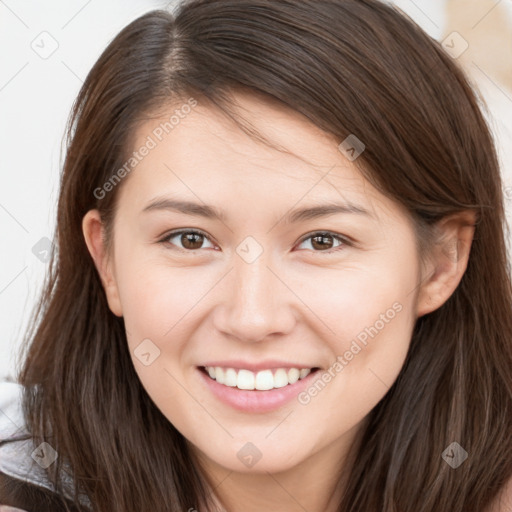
[287,368,300,384]
[215,367,225,385]
[224,368,238,387]
[237,369,255,390]
[299,368,311,379]
[255,370,274,390]
[273,368,289,388]
[204,366,314,390]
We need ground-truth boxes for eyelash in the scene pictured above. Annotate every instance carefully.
[158,229,352,255]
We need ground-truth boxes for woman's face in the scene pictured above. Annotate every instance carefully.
[89,92,425,475]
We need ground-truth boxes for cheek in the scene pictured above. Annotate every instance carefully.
[115,254,210,343]
[115,258,207,424]
[293,297,416,440]
[294,242,419,392]
[297,256,417,352]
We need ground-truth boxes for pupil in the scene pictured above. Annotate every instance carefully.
[182,233,203,249]
[312,234,333,250]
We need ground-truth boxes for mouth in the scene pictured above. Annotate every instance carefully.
[198,365,321,391]
[197,363,322,413]
[196,360,324,413]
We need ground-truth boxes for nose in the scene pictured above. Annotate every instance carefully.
[212,251,297,343]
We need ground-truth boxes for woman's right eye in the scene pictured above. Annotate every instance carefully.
[159,229,217,251]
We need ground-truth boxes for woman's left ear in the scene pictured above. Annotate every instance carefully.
[416,210,477,318]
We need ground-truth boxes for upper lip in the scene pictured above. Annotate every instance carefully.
[200,360,320,372]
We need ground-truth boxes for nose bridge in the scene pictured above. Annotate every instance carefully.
[213,245,296,342]
[234,251,274,312]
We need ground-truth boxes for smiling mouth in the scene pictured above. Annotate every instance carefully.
[199,366,321,391]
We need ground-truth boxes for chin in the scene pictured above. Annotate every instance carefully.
[193,437,309,475]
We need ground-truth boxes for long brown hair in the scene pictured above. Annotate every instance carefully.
[9,0,512,510]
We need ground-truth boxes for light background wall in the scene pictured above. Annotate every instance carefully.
[1,0,511,380]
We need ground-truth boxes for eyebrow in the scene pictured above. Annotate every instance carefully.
[141,198,374,223]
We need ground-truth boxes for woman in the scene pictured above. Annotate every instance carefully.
[1,0,511,510]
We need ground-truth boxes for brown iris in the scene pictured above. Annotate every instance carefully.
[180,232,205,250]
[309,234,335,251]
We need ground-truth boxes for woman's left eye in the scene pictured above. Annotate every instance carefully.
[159,230,349,254]
[295,232,349,253]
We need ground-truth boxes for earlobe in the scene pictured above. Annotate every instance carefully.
[415,211,476,318]
[82,209,123,317]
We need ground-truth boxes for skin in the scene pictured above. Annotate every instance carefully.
[83,91,476,512]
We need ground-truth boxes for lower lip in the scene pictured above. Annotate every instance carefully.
[197,367,320,413]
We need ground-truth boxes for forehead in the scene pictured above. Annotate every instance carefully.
[119,92,399,221]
